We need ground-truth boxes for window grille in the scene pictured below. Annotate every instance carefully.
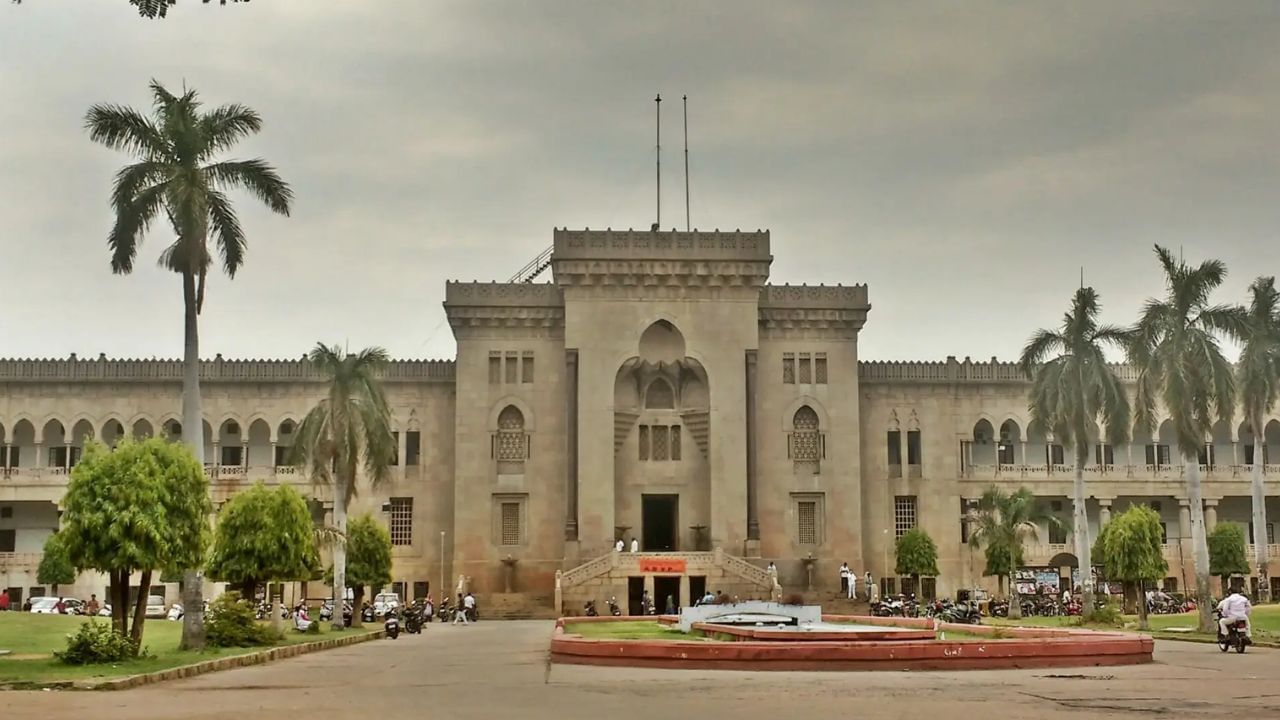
[894,496,917,538]
[390,497,413,545]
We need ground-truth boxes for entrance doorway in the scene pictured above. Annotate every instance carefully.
[628,577,645,616]
[642,494,678,551]
[689,575,706,604]
[654,576,681,614]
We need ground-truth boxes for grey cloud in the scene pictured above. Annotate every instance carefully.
[1,0,1277,363]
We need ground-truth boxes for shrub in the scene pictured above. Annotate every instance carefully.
[56,620,141,665]
[304,618,321,635]
[1082,600,1123,627]
[206,592,280,648]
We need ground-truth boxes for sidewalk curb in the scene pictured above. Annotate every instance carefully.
[1147,632,1279,649]
[3,629,383,692]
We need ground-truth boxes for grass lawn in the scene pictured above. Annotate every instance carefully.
[987,603,1280,642]
[563,620,708,641]
[0,612,369,685]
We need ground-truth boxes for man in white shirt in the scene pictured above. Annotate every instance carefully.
[630,537,639,553]
[839,563,850,598]
[615,538,625,552]
[1217,590,1252,639]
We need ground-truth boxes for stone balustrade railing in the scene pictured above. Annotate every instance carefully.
[0,356,455,383]
[859,357,1139,384]
[964,463,1280,481]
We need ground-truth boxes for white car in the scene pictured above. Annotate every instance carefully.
[144,595,167,619]
[29,597,85,614]
[372,592,401,617]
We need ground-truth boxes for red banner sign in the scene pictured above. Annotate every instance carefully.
[639,558,687,574]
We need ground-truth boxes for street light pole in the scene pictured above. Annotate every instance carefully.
[439,531,446,604]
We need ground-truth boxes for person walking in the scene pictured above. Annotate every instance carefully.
[85,593,100,616]
[463,591,477,622]
[452,593,470,625]
[630,537,639,553]
[864,572,875,601]
[846,566,857,599]
[839,562,850,598]
[0,588,9,612]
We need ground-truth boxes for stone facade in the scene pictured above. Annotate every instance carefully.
[2,228,1278,607]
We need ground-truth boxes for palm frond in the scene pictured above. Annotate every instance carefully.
[206,190,246,276]
[205,159,293,215]
[84,105,168,158]
[199,104,263,158]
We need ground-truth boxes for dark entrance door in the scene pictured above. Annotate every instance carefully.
[642,494,678,551]
[628,577,645,616]
[654,576,681,614]
[689,575,706,604]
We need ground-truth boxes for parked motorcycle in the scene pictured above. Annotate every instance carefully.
[319,600,334,622]
[404,606,423,634]
[1214,608,1250,654]
[607,597,622,617]
[584,600,599,617]
[361,604,375,624]
[384,609,400,639]
[166,603,184,621]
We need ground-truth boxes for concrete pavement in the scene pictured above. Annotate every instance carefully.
[9,620,1278,719]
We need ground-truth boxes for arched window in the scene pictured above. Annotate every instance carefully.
[645,379,675,409]
[790,405,823,474]
[495,405,527,472]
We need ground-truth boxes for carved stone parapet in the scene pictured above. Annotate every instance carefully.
[553,228,770,261]
[443,281,564,307]
[443,305,565,337]
[759,283,869,310]
[0,355,455,383]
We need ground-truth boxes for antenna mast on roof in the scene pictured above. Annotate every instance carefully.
[655,94,662,230]
[683,94,690,232]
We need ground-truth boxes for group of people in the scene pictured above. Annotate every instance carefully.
[838,563,875,601]
[0,589,101,615]
[614,538,640,553]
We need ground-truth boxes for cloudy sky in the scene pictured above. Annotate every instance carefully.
[2,1,1278,363]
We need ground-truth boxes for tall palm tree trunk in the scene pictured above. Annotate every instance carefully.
[179,271,207,651]
[1007,542,1023,619]
[1184,455,1214,632]
[331,479,348,632]
[1250,450,1271,603]
[1072,452,1096,610]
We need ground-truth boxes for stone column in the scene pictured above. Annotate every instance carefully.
[397,430,407,468]
[34,442,43,467]
[1020,440,1027,467]
[1099,499,1112,527]
[63,444,71,471]
[564,349,579,541]
[1178,500,1192,538]
[270,441,278,470]
[242,441,249,470]
[1205,499,1218,531]
[213,441,221,467]
[679,575,690,609]
[964,440,973,476]
[745,350,760,542]
[2,443,10,470]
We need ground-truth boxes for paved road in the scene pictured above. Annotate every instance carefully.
[10,621,1279,719]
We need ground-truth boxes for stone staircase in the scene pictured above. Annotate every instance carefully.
[479,592,558,620]
[802,591,870,616]
[556,548,776,612]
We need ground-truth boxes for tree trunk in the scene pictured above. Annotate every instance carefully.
[1184,455,1214,633]
[179,270,207,651]
[1136,578,1149,630]
[130,569,152,648]
[331,480,348,632]
[1008,543,1023,620]
[1072,452,1096,611]
[112,569,129,636]
[1250,442,1271,603]
[271,582,283,635]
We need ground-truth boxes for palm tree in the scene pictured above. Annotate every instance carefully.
[967,486,1064,619]
[1128,245,1244,632]
[292,344,396,630]
[1238,276,1279,603]
[86,81,292,649]
[1018,287,1131,612]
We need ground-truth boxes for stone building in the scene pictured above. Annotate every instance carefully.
[2,228,1278,611]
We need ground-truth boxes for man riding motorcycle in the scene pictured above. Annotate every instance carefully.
[1216,589,1253,640]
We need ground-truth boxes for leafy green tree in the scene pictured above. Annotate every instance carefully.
[86,80,292,649]
[1128,245,1245,631]
[293,345,395,629]
[1208,523,1249,597]
[207,483,319,633]
[1019,287,1131,612]
[325,515,392,625]
[59,438,211,647]
[967,486,1064,619]
[37,532,76,596]
[1237,276,1279,603]
[1097,506,1167,629]
[895,528,940,597]
[981,540,1024,596]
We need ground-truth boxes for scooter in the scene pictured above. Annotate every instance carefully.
[319,601,334,622]
[384,609,400,639]
[607,597,622,616]
[1215,609,1251,654]
[361,604,375,624]
[584,600,599,617]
